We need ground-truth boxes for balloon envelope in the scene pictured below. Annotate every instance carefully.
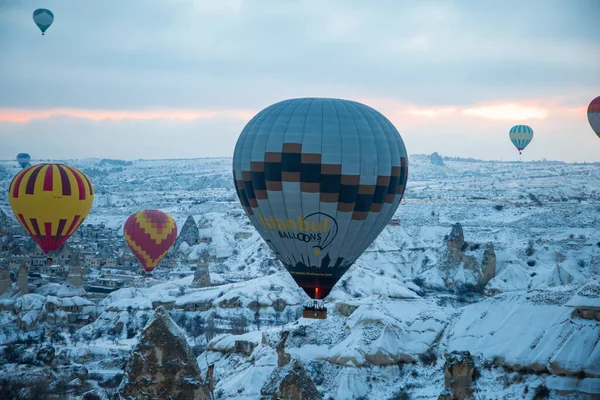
[124,210,178,273]
[33,8,54,35]
[509,125,534,154]
[232,98,408,300]
[16,153,31,169]
[8,163,94,253]
[587,96,600,138]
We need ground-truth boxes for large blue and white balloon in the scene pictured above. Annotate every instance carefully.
[233,98,408,300]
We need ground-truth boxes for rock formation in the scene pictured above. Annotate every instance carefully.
[17,263,28,294]
[430,152,445,166]
[446,223,466,264]
[36,345,55,365]
[277,330,291,368]
[0,267,11,295]
[261,359,322,400]
[191,252,210,288]
[67,252,85,287]
[115,306,211,400]
[175,215,200,250]
[438,223,496,290]
[443,351,475,400]
[261,330,322,400]
[481,243,496,284]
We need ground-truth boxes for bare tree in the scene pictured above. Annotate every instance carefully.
[231,314,248,335]
[205,313,217,342]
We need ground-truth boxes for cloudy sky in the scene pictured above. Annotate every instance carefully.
[0,0,599,162]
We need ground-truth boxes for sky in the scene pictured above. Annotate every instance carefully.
[0,0,599,162]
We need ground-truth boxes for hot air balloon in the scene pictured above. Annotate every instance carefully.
[232,98,408,315]
[587,96,600,138]
[123,210,178,274]
[33,8,54,35]
[16,153,31,169]
[509,125,534,155]
[8,164,94,256]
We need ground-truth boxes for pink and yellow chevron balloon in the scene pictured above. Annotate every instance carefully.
[124,210,178,273]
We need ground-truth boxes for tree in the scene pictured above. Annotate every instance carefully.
[254,310,260,331]
[231,314,248,335]
[191,315,204,337]
[205,314,217,342]
[3,343,19,363]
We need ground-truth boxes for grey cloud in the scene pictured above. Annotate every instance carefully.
[0,0,598,109]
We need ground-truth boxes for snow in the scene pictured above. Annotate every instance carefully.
[143,306,185,338]
[442,291,600,375]
[61,296,94,307]
[15,294,46,311]
[105,296,153,311]
[565,278,600,308]
[1,155,599,399]
[207,331,264,353]
[486,264,531,293]
[56,283,87,298]
[329,269,421,300]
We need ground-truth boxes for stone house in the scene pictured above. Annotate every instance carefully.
[566,280,600,321]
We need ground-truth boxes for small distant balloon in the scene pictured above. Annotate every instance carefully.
[33,8,54,35]
[509,125,534,155]
[587,96,600,138]
[16,153,31,169]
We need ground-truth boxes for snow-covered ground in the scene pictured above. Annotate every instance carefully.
[0,155,598,399]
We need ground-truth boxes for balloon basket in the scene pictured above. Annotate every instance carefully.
[302,301,327,320]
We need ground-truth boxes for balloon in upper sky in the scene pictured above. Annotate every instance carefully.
[124,210,178,273]
[509,125,534,155]
[232,98,409,300]
[587,96,600,138]
[16,153,31,169]
[8,163,94,254]
[33,8,54,35]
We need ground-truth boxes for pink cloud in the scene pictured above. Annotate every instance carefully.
[0,107,256,123]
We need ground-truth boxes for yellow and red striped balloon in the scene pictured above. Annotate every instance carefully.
[8,163,94,254]
[123,210,178,273]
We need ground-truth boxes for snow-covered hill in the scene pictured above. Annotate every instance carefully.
[0,155,598,399]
